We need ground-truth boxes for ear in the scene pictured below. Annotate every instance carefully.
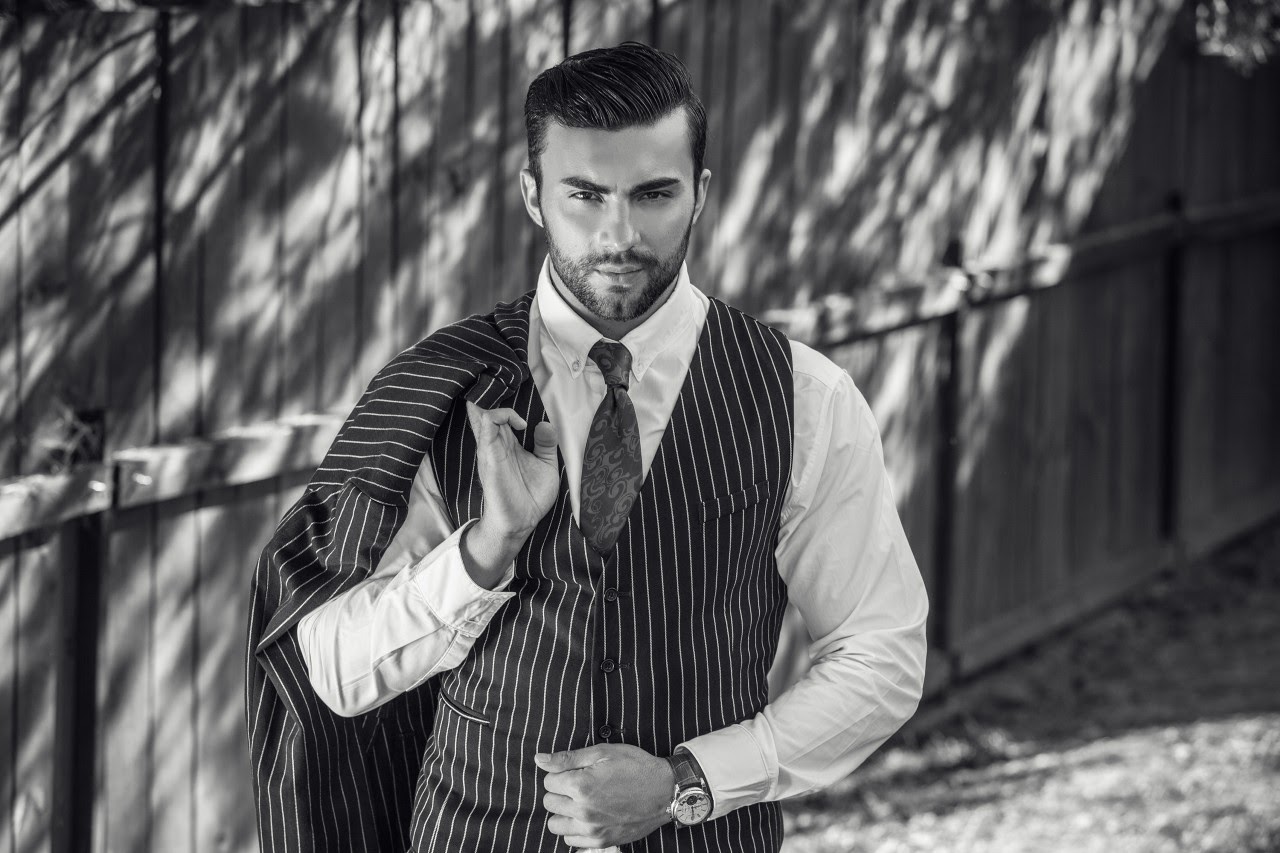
[520,168,544,228]
[690,168,712,227]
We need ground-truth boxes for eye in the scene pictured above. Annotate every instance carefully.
[570,191,601,202]
[638,190,672,201]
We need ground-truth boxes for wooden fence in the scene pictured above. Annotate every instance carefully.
[2,1,1279,851]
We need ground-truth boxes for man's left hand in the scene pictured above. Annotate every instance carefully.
[535,744,675,848]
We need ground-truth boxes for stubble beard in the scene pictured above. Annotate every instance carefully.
[542,212,694,323]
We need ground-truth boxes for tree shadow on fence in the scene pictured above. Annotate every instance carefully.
[3,0,1280,851]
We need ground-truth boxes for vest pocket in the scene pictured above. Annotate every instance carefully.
[439,691,492,727]
[700,481,772,522]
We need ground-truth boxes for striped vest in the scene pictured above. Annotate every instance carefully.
[246,291,793,853]
[410,297,794,852]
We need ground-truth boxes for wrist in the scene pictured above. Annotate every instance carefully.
[656,755,678,823]
[460,516,528,589]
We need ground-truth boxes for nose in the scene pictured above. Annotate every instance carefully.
[596,201,640,253]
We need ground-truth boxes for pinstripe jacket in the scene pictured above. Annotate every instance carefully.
[246,295,534,853]
[245,290,794,852]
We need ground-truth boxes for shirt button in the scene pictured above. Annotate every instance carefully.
[604,587,618,602]
[598,724,613,739]
[600,658,617,673]
[572,359,581,370]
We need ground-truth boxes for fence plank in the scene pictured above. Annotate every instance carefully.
[1066,275,1114,572]
[499,0,560,300]
[19,14,116,477]
[164,10,241,438]
[698,0,735,290]
[569,0,649,50]
[1222,233,1280,505]
[396,0,443,338]
[94,509,153,853]
[1177,242,1226,533]
[1248,63,1280,193]
[237,5,287,427]
[711,0,771,310]
[12,533,63,853]
[1,540,16,853]
[103,13,160,457]
[148,497,197,853]
[423,0,478,325]
[467,0,504,315]
[655,0,688,58]
[358,0,402,384]
[1034,285,1071,593]
[17,15,74,477]
[194,484,268,853]
[1,18,22,481]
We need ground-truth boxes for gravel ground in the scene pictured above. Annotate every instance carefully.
[780,522,1280,853]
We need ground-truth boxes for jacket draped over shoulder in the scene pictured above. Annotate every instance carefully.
[244,295,536,853]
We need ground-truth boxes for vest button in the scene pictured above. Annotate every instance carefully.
[604,587,618,602]
[598,724,613,739]
[600,658,617,673]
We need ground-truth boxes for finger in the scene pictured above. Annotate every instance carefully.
[532,420,558,465]
[466,403,529,437]
[546,814,595,840]
[540,768,579,797]
[542,791,581,818]
[484,407,528,430]
[534,745,606,773]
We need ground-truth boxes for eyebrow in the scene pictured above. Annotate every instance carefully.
[560,176,683,195]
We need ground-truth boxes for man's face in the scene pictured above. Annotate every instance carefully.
[520,109,711,324]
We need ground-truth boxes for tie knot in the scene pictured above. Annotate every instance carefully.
[588,340,632,389]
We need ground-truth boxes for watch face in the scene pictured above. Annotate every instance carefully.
[674,788,712,825]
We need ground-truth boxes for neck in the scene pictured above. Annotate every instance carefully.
[548,265,679,341]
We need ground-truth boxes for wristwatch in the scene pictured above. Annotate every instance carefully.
[665,747,713,827]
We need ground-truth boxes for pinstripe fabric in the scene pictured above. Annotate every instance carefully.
[246,295,535,853]
[414,297,794,852]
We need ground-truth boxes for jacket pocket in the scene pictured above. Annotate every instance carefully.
[438,691,492,727]
[700,481,772,523]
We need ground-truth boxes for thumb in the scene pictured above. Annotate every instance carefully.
[531,420,558,466]
[534,746,604,773]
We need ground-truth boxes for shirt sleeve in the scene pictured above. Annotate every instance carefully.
[679,342,930,817]
[295,453,518,718]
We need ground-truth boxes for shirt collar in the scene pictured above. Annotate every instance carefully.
[534,254,697,384]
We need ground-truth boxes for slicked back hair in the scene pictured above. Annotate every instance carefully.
[524,41,707,194]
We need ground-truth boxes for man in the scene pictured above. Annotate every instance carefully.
[247,41,927,853]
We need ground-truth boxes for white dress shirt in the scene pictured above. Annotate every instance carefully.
[297,256,929,827]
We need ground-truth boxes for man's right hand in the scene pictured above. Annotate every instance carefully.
[460,401,560,588]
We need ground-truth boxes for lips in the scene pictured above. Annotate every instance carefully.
[597,267,642,275]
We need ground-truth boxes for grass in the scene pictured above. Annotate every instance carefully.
[781,521,1280,853]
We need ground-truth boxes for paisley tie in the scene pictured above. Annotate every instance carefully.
[579,340,643,555]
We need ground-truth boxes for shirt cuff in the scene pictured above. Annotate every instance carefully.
[679,723,775,819]
[409,518,517,638]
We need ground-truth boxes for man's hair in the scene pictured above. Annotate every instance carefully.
[524,41,707,192]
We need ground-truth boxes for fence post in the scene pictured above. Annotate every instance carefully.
[51,412,106,853]
[933,307,961,677]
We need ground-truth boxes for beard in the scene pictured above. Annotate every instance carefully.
[542,213,694,323]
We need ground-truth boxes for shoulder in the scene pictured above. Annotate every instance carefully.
[785,339,878,457]
[787,339,850,395]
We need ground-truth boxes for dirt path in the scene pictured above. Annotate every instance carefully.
[781,522,1280,853]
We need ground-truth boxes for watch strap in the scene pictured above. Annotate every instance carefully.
[669,748,705,790]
